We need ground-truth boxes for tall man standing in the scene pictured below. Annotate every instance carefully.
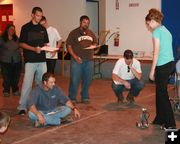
[66,15,97,104]
[18,7,49,115]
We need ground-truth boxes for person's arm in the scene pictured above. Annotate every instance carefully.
[66,100,80,119]
[67,44,82,63]
[149,38,160,81]
[19,43,41,54]
[57,40,62,49]
[112,73,131,89]
[29,105,45,125]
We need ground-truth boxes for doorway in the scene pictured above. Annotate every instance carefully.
[86,0,99,37]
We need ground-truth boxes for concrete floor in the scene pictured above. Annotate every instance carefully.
[0,75,180,144]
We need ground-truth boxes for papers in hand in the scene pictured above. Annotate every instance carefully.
[41,46,59,52]
[84,45,101,50]
[47,111,58,115]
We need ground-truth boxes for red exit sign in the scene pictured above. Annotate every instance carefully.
[129,3,139,7]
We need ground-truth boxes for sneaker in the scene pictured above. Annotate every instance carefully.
[81,99,90,104]
[3,92,10,97]
[18,110,26,115]
[61,115,73,124]
[71,100,78,104]
[34,120,43,128]
[13,91,20,96]
[126,93,135,104]
[117,94,124,104]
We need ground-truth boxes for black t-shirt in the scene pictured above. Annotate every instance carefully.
[19,21,49,63]
[66,27,97,60]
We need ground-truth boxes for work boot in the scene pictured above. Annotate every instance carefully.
[81,99,90,104]
[34,120,44,128]
[117,93,124,104]
[126,93,135,104]
[61,115,73,124]
[71,100,78,104]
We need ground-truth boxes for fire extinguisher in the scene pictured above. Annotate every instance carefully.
[115,0,119,10]
[114,31,119,47]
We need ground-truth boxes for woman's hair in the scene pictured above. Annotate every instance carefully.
[145,8,163,23]
[1,23,18,42]
[0,112,10,129]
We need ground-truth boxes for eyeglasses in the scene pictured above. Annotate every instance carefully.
[127,66,130,73]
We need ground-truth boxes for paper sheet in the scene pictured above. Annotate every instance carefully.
[84,45,101,50]
[41,46,59,52]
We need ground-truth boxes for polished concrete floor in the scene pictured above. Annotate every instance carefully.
[0,75,180,144]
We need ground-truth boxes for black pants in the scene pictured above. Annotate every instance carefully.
[46,59,56,74]
[1,61,22,93]
[153,61,176,128]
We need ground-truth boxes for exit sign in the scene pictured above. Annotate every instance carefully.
[129,3,139,7]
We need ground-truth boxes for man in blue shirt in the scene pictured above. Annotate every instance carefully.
[27,72,80,127]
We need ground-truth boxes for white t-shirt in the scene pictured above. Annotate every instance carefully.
[46,26,62,59]
[176,60,180,80]
[112,58,142,84]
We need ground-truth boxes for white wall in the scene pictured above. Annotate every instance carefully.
[105,0,161,56]
[0,0,161,56]
[0,0,86,40]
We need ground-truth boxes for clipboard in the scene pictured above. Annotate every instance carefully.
[84,45,101,50]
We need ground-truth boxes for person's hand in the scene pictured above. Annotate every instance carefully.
[73,108,81,119]
[149,70,155,81]
[124,81,131,89]
[37,113,45,125]
[75,56,82,64]
[35,46,41,54]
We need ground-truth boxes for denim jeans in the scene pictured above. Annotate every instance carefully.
[18,62,47,110]
[68,59,93,101]
[28,106,71,126]
[112,78,144,97]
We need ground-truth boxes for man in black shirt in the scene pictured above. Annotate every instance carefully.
[18,7,49,115]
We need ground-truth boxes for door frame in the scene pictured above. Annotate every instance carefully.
[86,0,99,36]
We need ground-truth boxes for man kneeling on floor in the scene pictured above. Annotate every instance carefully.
[112,49,144,104]
[27,72,80,127]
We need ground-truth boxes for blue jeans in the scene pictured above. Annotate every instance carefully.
[18,62,47,110]
[28,106,71,126]
[112,78,144,97]
[68,59,93,101]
